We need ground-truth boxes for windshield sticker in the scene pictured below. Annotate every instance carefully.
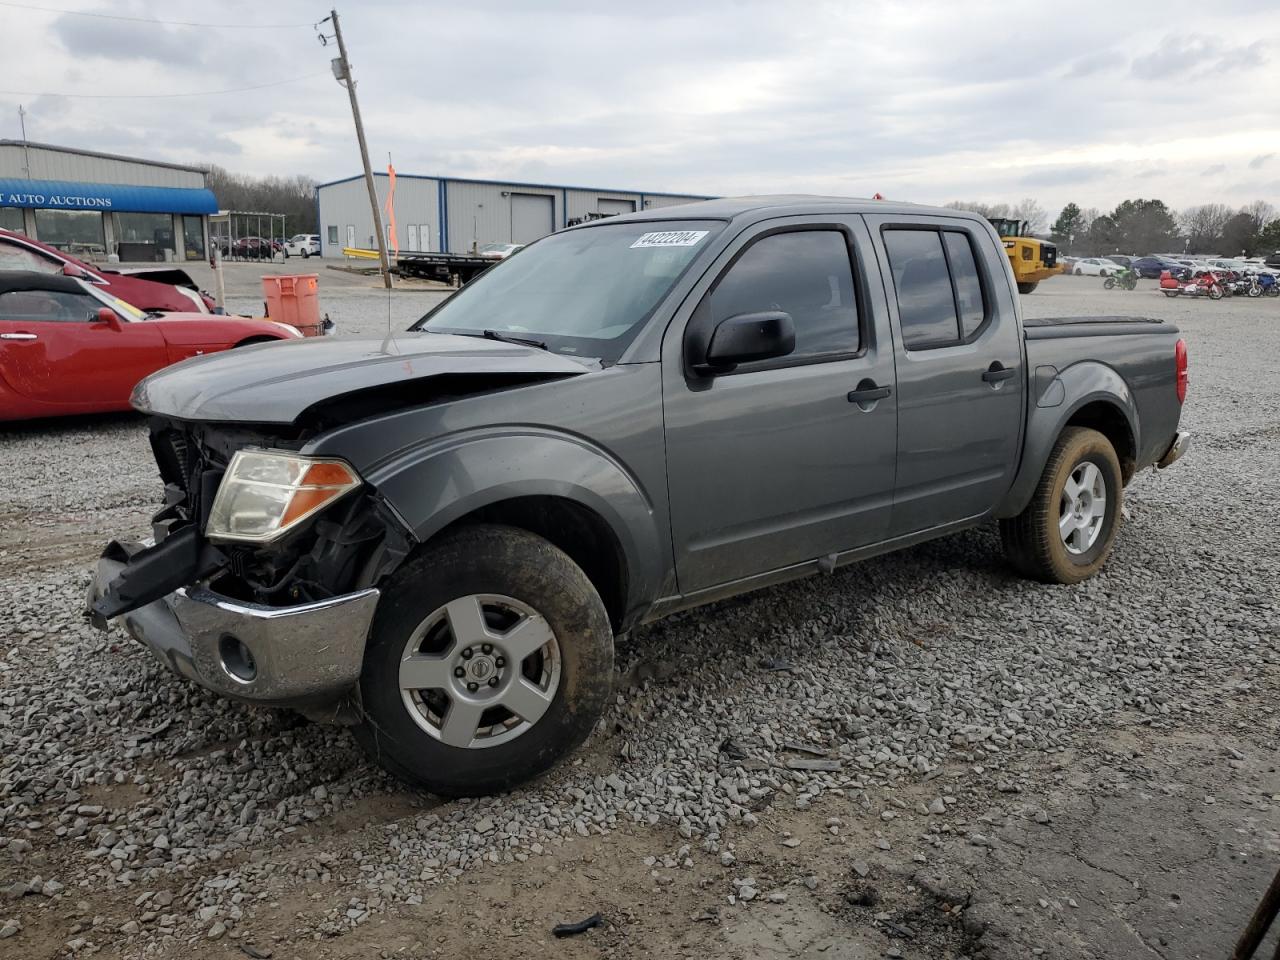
[630,230,709,249]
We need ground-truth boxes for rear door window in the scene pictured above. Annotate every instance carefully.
[883,230,956,349]
[884,228,989,349]
[943,232,985,338]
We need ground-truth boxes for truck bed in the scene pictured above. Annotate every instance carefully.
[1023,316,1170,339]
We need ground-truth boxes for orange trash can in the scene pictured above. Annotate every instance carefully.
[262,274,323,337]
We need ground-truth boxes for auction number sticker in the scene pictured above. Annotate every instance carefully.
[631,230,709,248]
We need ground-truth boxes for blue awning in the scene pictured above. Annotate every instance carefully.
[0,178,217,215]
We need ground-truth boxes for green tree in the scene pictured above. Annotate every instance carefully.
[1083,214,1118,256]
[1256,218,1280,256]
[1219,212,1258,257]
[1110,199,1180,254]
[1050,203,1084,253]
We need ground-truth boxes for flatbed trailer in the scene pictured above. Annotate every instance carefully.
[395,251,494,286]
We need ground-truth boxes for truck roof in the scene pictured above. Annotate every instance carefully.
[594,194,983,226]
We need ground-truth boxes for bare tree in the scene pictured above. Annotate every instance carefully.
[943,200,1010,219]
[204,166,319,234]
[1078,206,1099,234]
[1243,200,1276,232]
[1011,197,1049,235]
[1178,203,1233,253]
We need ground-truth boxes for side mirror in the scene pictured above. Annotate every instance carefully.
[96,307,123,331]
[693,311,795,374]
[62,263,88,280]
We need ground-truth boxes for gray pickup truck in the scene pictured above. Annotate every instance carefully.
[89,196,1190,796]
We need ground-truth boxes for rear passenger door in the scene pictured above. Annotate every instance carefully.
[663,217,898,593]
[864,216,1024,536]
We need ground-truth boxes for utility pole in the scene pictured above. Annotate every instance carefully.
[326,10,391,289]
[17,105,31,178]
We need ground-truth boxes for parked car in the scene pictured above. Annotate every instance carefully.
[1264,251,1280,270]
[284,235,321,259]
[0,229,214,313]
[1104,255,1134,268]
[1072,257,1120,276]
[232,237,281,261]
[0,271,301,421]
[476,242,524,261]
[1131,256,1188,279]
[89,197,1190,797]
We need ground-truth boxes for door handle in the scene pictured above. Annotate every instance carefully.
[0,333,37,341]
[847,383,891,403]
[982,363,1015,383]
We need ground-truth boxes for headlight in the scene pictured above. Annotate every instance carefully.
[206,449,361,543]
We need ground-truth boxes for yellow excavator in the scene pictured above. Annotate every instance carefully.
[987,218,1065,294]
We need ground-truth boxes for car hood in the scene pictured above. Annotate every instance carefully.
[132,332,594,424]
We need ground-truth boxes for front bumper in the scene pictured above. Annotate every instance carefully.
[1157,430,1191,469]
[87,543,379,707]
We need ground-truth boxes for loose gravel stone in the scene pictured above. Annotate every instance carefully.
[0,289,1276,952]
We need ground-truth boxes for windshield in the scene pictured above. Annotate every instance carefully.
[415,219,722,361]
[86,284,146,321]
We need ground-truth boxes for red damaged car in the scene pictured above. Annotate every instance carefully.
[0,228,215,314]
[0,272,300,421]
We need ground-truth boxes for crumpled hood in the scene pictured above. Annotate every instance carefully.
[131,332,593,423]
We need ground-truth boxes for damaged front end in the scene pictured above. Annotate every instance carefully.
[87,417,414,710]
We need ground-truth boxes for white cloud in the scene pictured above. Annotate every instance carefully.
[1,0,1277,216]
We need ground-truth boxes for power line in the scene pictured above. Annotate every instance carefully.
[0,0,316,28]
[0,71,329,99]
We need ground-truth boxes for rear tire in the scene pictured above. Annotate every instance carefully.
[354,524,614,797]
[1016,281,1039,294]
[1163,290,1179,297]
[1000,427,1123,585]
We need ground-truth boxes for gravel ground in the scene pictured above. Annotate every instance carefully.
[1,274,1278,959]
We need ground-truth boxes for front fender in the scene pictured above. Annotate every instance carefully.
[995,361,1138,519]
[363,428,665,617]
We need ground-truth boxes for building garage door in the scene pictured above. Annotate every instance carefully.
[510,193,554,244]
[598,198,636,216]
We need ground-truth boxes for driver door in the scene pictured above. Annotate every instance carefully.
[662,218,898,594]
[0,289,166,407]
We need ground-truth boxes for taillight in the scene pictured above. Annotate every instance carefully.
[1175,338,1188,404]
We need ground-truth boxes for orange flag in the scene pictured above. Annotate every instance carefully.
[384,162,399,255]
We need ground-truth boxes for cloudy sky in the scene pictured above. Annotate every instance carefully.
[2,0,1278,217]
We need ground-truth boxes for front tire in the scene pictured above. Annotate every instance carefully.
[1000,427,1123,585]
[354,524,614,797]
[1103,277,1116,289]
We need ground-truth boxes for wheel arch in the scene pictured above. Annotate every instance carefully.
[435,496,629,633]
[364,431,667,632]
[996,362,1139,518]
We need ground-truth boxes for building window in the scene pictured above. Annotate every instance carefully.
[182,215,205,260]
[0,208,24,234]
[34,209,105,258]
[327,225,339,246]
[111,212,174,262]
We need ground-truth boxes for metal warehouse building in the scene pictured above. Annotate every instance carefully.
[0,140,216,263]
[315,172,709,257]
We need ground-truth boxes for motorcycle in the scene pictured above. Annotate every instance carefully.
[1159,269,1223,299]
[1103,267,1138,290]
[1242,271,1279,297]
